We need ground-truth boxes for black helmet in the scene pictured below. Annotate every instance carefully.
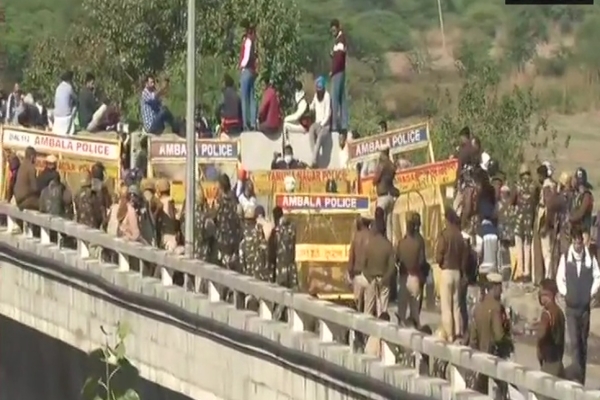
[575,167,588,184]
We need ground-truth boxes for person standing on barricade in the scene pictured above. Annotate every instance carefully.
[215,174,242,271]
[468,272,513,399]
[180,185,216,262]
[53,71,77,135]
[512,163,537,283]
[358,207,395,317]
[555,228,600,384]
[373,144,398,243]
[396,212,427,327]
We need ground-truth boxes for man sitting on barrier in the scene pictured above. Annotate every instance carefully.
[140,75,179,135]
[37,155,58,192]
[217,73,243,135]
[271,145,307,170]
[283,80,311,136]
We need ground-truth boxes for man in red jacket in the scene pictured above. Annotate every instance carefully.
[240,19,258,131]
[330,19,348,133]
[258,79,282,135]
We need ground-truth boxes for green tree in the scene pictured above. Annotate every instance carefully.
[503,7,549,72]
[23,0,304,122]
[431,61,560,178]
[575,10,600,82]
[81,322,140,400]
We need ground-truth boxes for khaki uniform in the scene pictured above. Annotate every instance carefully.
[469,294,512,395]
[358,232,396,317]
[435,225,469,340]
[396,233,426,326]
[14,159,39,210]
[348,228,371,312]
[536,302,565,378]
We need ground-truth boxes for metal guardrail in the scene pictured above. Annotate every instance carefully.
[0,202,597,400]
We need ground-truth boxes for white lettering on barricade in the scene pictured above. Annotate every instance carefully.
[347,123,429,163]
[275,193,370,212]
[150,139,240,162]
[2,128,119,160]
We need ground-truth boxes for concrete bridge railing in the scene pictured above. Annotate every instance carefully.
[0,203,597,400]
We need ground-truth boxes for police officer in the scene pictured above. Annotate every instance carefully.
[215,173,242,271]
[373,144,398,243]
[156,179,179,252]
[275,208,297,289]
[513,163,536,283]
[468,272,513,398]
[536,278,565,378]
[180,185,216,261]
[556,172,574,256]
[240,204,268,280]
[570,168,594,248]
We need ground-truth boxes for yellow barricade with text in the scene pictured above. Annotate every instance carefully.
[147,136,240,208]
[275,192,370,301]
[0,126,121,199]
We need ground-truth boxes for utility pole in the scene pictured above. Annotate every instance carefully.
[436,0,446,54]
[184,0,196,257]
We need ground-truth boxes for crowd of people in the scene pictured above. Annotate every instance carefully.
[346,126,600,394]
[5,145,298,303]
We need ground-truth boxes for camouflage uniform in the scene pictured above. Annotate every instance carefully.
[514,164,537,280]
[191,199,217,262]
[240,206,269,281]
[215,192,242,271]
[74,174,103,258]
[39,180,73,218]
[497,199,515,244]
[275,217,297,289]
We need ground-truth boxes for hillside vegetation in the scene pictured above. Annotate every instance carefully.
[1,0,600,173]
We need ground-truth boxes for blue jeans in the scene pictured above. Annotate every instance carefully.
[240,68,257,130]
[330,71,348,132]
[148,107,176,134]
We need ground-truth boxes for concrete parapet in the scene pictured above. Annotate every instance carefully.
[0,203,593,400]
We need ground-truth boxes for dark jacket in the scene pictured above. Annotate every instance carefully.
[37,168,60,192]
[14,159,39,210]
[397,233,426,279]
[359,232,396,282]
[78,87,98,129]
[436,225,468,272]
[220,87,242,122]
[271,158,307,170]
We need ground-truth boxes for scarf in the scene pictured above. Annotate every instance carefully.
[567,244,592,268]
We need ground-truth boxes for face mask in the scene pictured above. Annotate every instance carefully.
[284,155,292,164]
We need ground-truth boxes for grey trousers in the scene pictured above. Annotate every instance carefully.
[308,123,330,166]
[376,194,395,243]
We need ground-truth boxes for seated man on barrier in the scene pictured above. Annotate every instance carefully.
[258,78,282,135]
[140,75,179,135]
[217,74,243,135]
[283,80,311,136]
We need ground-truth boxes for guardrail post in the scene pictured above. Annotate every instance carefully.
[319,320,334,342]
[208,281,221,302]
[258,300,272,319]
[77,239,90,258]
[40,226,51,245]
[449,365,466,391]
[381,342,396,365]
[289,309,305,332]
[118,253,130,272]
[6,215,16,233]
[160,267,173,286]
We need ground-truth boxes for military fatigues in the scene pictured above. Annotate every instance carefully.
[192,202,217,261]
[240,220,269,281]
[275,218,297,288]
[74,178,104,258]
[557,190,575,255]
[215,192,242,271]
[39,180,73,219]
[513,173,537,280]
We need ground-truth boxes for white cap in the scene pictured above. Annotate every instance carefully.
[487,272,503,283]
[480,152,491,171]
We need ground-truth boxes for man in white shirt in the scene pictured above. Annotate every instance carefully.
[555,230,600,384]
[308,76,331,167]
[53,71,77,135]
[284,81,310,135]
